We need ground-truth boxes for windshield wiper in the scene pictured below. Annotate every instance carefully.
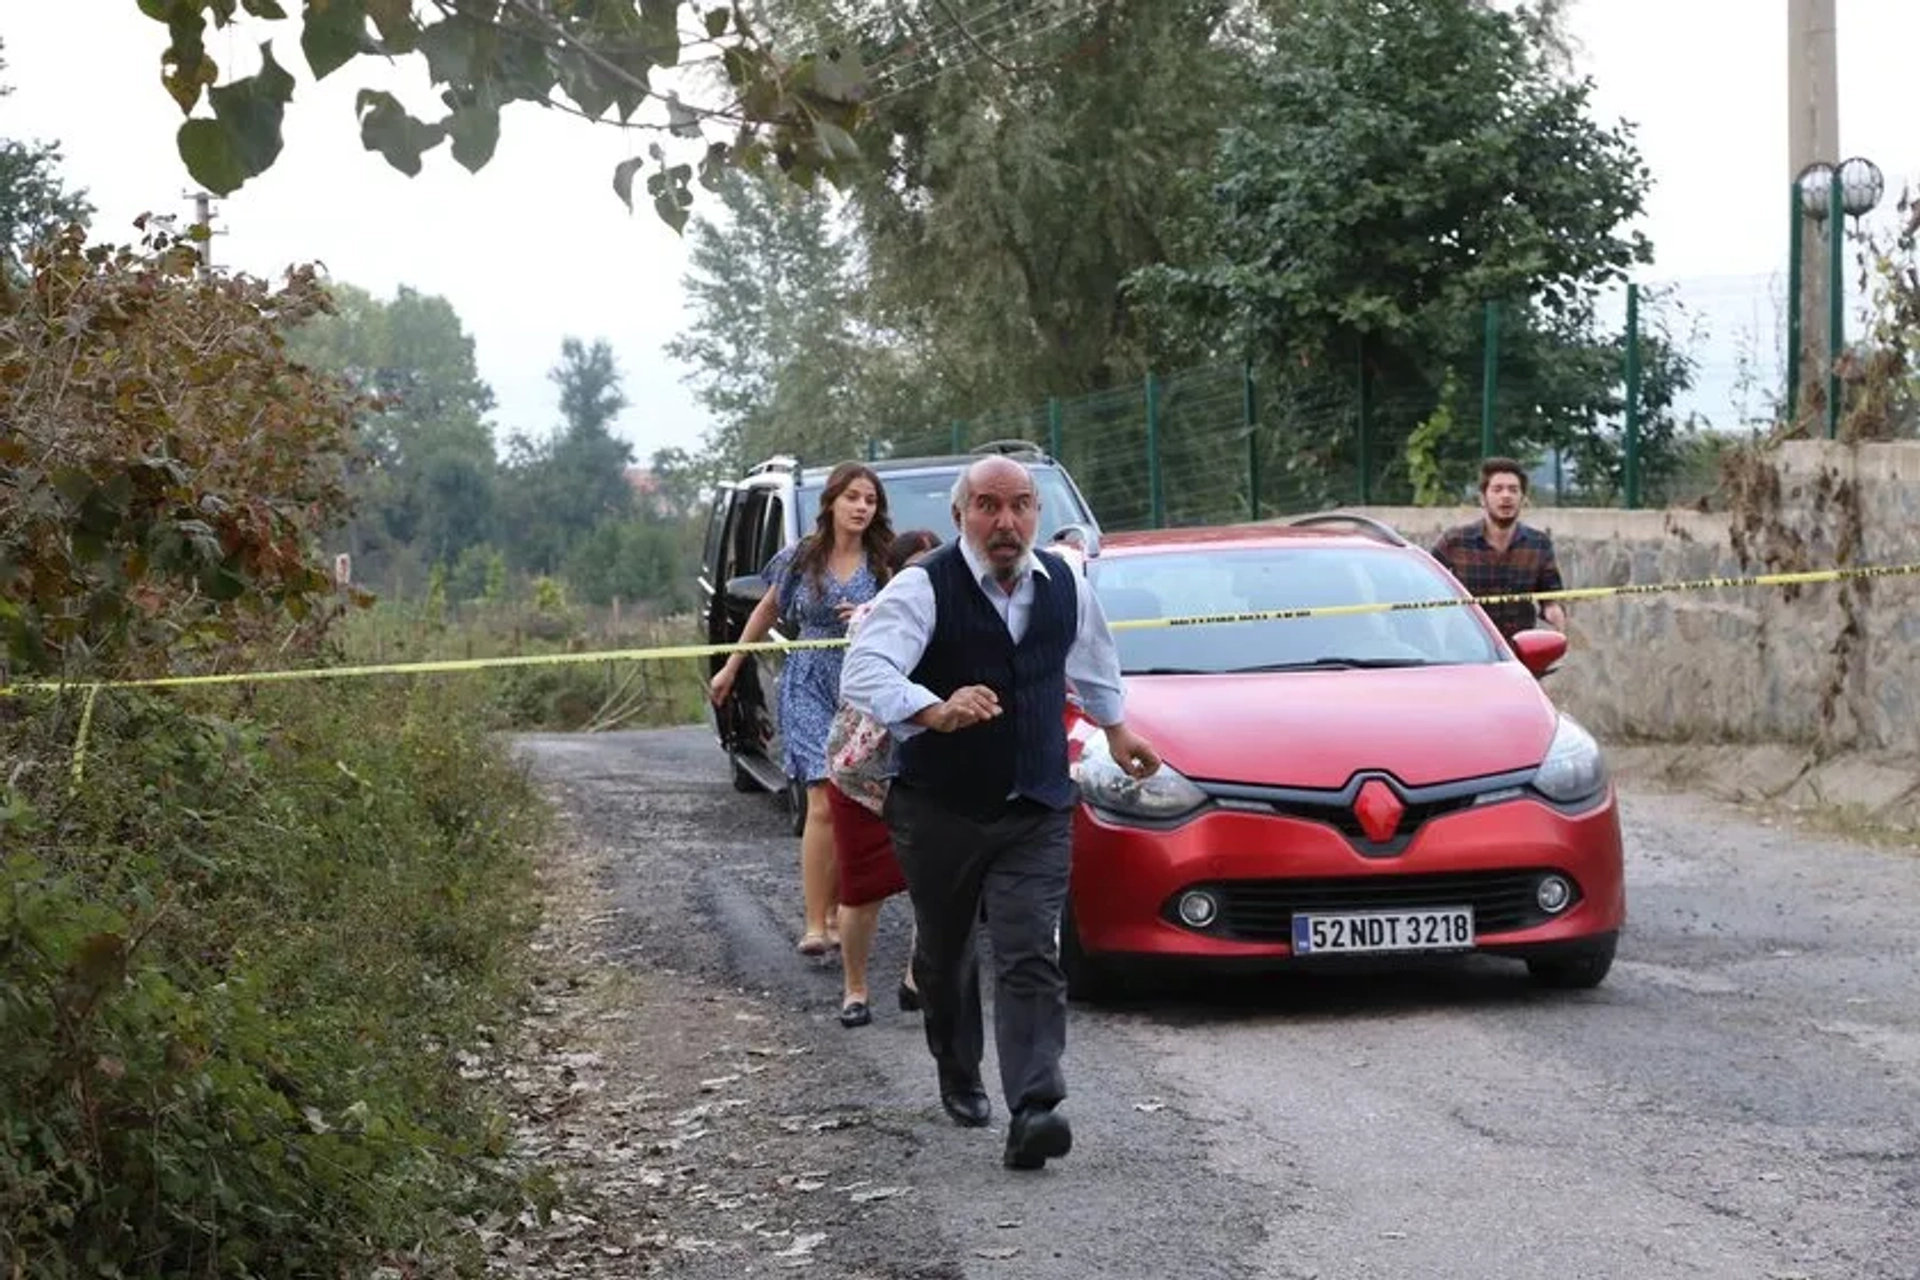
[1235,657,1437,672]
[1121,658,1437,676]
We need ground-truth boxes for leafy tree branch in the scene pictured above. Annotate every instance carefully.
[136,0,873,232]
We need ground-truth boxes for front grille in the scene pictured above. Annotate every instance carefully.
[1269,793,1478,844]
[1195,769,1539,856]
[1177,868,1577,942]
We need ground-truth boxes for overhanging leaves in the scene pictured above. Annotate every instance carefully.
[175,43,297,196]
[362,0,420,52]
[416,12,485,85]
[177,120,248,194]
[356,90,447,176]
[301,0,371,79]
[556,49,619,120]
[612,157,647,212]
[665,94,702,138]
[131,0,885,232]
[444,89,502,173]
[638,0,682,64]
[641,157,695,233]
[155,2,217,114]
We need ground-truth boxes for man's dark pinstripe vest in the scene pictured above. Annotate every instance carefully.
[895,542,1079,819]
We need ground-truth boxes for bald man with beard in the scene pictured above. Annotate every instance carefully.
[840,455,1161,1170]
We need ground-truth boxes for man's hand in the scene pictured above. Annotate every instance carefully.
[1103,723,1161,779]
[1541,602,1568,633]
[916,685,1002,733]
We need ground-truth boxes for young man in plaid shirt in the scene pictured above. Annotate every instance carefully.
[1430,457,1567,642]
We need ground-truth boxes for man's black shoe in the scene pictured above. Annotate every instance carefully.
[1003,1105,1072,1170]
[938,1071,991,1128]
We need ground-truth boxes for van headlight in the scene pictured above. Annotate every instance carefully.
[1073,731,1207,821]
[1531,713,1607,804]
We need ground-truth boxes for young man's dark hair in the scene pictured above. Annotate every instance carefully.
[1480,456,1529,493]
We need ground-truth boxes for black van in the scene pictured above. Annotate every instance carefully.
[697,441,1103,830]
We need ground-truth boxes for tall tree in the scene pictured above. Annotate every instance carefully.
[551,336,628,443]
[498,338,637,573]
[667,167,929,469]
[829,0,1249,408]
[291,282,496,457]
[287,282,500,579]
[0,40,93,273]
[1130,0,1683,503]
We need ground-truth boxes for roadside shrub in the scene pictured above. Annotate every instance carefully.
[0,221,362,681]
[0,197,559,1276]
[0,677,543,1276]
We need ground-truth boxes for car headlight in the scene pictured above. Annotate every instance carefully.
[1532,713,1607,804]
[1072,730,1208,821]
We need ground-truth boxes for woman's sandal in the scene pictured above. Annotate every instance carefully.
[797,932,831,957]
[897,982,922,1013]
[838,999,871,1028]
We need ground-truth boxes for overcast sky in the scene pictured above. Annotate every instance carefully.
[4,1,1917,455]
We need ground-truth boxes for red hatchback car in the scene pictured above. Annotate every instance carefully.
[1060,514,1625,1000]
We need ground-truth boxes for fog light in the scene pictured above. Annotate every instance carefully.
[1177,891,1219,929]
[1536,874,1573,914]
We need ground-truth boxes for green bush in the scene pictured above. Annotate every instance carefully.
[0,678,544,1276]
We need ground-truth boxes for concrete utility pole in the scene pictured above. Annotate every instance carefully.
[1788,0,1838,402]
[183,189,221,280]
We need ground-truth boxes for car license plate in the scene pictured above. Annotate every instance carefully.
[1291,907,1475,955]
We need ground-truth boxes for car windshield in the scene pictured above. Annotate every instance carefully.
[797,466,1092,545]
[1090,544,1501,674]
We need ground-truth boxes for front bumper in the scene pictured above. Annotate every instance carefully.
[1068,784,1626,965]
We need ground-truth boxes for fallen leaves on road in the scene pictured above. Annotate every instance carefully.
[467,817,922,1278]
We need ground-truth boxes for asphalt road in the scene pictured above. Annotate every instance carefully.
[516,725,1920,1280]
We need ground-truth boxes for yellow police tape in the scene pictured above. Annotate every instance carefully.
[3,560,1918,700]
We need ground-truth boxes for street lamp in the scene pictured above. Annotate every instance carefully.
[1797,161,1835,221]
[1838,156,1886,218]
[1787,155,1885,438]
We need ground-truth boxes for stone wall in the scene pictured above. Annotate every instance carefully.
[1338,441,1920,763]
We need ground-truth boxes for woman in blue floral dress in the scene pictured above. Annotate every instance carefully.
[709,462,895,955]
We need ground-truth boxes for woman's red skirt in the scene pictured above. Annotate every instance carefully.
[827,783,908,907]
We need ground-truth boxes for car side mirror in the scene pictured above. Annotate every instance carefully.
[1509,628,1567,677]
[724,574,766,608]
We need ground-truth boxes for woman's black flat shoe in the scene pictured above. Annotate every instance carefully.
[839,1000,871,1028]
[897,983,922,1013]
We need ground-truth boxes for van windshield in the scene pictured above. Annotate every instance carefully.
[796,467,1093,545]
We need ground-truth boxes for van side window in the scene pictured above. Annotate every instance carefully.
[755,495,786,575]
[702,490,731,586]
[726,489,770,582]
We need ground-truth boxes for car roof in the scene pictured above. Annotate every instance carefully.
[742,442,1070,487]
[1096,517,1417,558]
[837,455,1071,478]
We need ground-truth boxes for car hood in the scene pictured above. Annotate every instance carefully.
[1109,664,1558,790]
